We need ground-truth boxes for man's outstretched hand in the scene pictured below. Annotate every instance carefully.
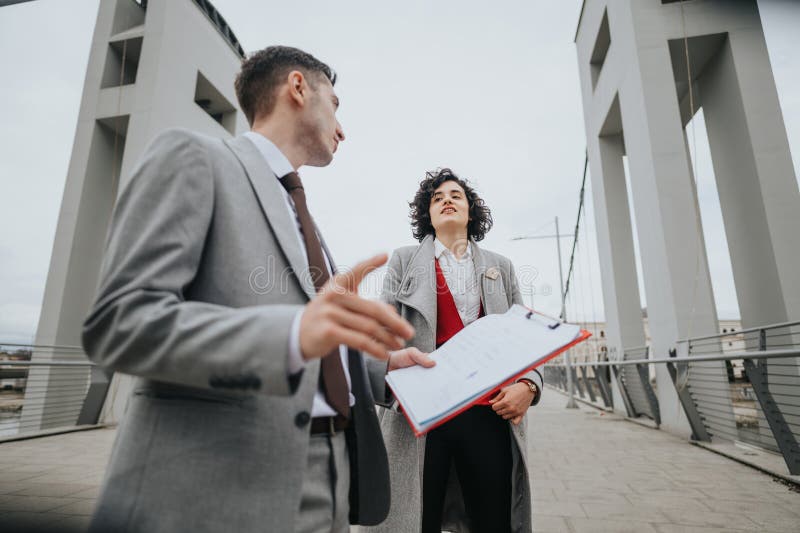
[299,253,415,361]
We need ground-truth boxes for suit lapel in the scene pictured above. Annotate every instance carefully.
[224,135,316,300]
[395,235,437,334]
[471,240,507,315]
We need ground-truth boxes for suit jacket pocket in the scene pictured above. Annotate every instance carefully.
[133,381,249,408]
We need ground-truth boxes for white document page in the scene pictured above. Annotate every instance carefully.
[386,305,583,432]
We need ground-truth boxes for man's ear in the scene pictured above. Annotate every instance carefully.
[287,70,307,107]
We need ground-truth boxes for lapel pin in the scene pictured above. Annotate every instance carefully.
[486,267,500,280]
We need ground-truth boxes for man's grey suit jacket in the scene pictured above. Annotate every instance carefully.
[83,129,390,532]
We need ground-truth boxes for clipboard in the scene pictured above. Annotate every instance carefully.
[385,305,592,436]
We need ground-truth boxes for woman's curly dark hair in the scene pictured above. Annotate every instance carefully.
[409,168,493,242]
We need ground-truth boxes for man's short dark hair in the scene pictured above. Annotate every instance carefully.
[409,168,493,242]
[234,45,337,126]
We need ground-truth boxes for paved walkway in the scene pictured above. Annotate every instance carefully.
[1,390,798,532]
[0,428,114,532]
[528,391,799,533]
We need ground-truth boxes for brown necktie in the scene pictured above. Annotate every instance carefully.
[281,171,350,419]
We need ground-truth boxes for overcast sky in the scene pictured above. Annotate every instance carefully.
[0,0,798,344]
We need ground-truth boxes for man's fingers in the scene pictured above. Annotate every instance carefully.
[511,415,523,426]
[328,324,391,361]
[327,307,405,351]
[330,254,388,293]
[335,293,414,340]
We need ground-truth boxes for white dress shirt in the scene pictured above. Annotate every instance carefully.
[434,237,544,393]
[434,238,482,326]
[244,131,354,418]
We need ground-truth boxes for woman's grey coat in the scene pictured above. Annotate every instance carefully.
[368,235,542,533]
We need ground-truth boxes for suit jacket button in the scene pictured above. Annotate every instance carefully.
[295,411,311,428]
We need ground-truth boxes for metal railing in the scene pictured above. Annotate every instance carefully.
[126,1,245,58]
[544,321,800,475]
[192,0,246,58]
[0,343,101,440]
[619,345,660,424]
[679,321,800,471]
[544,356,614,411]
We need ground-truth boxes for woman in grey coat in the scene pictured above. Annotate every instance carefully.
[372,169,543,533]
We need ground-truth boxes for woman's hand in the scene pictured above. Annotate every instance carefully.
[489,382,536,425]
[387,347,436,371]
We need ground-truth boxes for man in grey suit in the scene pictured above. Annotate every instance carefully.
[83,46,433,533]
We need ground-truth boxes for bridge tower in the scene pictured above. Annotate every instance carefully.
[575,0,800,434]
[22,0,247,433]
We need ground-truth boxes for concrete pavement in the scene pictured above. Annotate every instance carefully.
[0,389,798,532]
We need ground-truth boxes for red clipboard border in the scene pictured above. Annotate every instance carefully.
[387,311,592,437]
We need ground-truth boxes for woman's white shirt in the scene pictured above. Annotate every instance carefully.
[434,238,482,326]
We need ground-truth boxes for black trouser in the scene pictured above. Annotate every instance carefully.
[421,405,512,533]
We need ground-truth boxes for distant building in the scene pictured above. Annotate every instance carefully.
[571,310,744,363]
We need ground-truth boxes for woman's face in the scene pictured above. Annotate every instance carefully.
[429,180,470,235]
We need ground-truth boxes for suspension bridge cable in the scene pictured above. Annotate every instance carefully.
[561,152,589,308]
[582,188,602,362]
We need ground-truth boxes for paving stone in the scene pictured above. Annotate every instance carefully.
[552,488,630,505]
[0,510,70,528]
[532,478,568,491]
[532,513,571,533]
[769,493,800,514]
[534,501,587,518]
[626,478,684,491]
[532,487,557,502]
[53,498,96,516]
[698,486,788,502]
[653,523,761,533]
[739,511,800,533]
[2,463,58,474]
[66,486,101,499]
[0,495,81,513]
[0,482,20,495]
[45,513,93,533]
[562,479,634,493]
[569,516,660,532]
[23,472,103,485]
[700,498,800,517]
[0,471,40,483]
[582,501,670,522]
[623,493,712,511]
[658,508,761,530]
[11,482,97,498]
[626,487,709,500]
